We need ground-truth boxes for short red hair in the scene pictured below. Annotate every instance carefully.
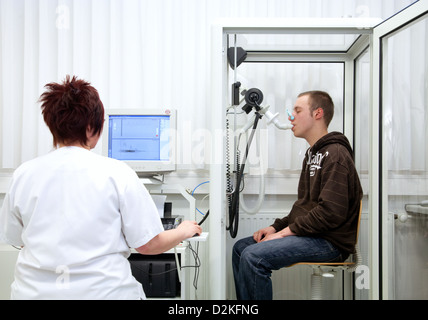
[39,75,104,147]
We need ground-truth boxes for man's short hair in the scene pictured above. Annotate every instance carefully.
[298,90,334,127]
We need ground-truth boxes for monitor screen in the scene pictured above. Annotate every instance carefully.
[102,109,176,175]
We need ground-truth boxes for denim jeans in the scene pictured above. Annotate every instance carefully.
[232,235,342,300]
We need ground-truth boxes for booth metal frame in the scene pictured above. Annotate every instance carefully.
[209,0,428,300]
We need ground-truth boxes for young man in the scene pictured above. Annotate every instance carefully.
[232,91,363,300]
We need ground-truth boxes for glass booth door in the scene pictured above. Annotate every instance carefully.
[371,0,428,300]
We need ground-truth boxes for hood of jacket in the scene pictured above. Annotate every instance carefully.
[311,131,354,160]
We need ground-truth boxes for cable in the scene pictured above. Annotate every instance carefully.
[192,181,209,216]
[131,264,178,277]
[226,117,233,198]
[198,210,209,226]
[227,112,262,238]
[192,181,209,195]
[184,242,201,289]
[239,120,265,214]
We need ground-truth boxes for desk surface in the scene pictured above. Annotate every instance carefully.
[185,232,209,242]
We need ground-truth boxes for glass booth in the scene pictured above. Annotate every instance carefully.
[209,0,428,300]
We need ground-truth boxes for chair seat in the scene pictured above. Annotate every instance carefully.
[290,261,355,267]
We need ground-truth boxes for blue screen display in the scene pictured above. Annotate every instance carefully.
[107,115,170,161]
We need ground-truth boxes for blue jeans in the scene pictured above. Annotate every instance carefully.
[232,235,342,300]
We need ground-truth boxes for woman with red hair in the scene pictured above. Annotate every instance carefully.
[0,75,201,299]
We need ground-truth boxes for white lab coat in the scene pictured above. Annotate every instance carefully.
[0,146,164,300]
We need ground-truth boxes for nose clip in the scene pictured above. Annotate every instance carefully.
[287,108,294,121]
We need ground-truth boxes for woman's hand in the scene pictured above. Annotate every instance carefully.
[136,220,202,255]
[176,220,202,239]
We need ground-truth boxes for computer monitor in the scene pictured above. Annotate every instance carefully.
[102,109,176,176]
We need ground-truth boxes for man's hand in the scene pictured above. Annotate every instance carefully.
[254,226,296,243]
[253,226,276,242]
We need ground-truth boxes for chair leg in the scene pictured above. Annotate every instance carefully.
[311,267,322,300]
